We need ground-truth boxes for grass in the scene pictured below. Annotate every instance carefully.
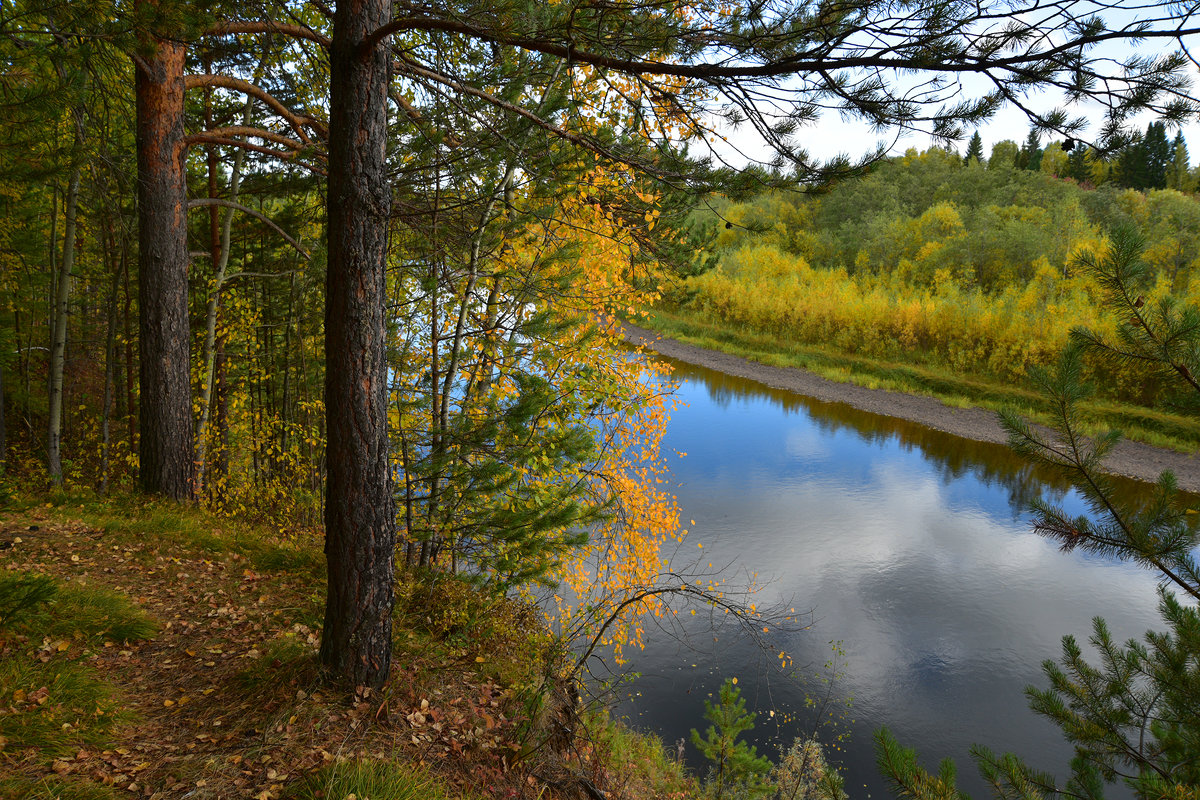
[395,572,555,688]
[233,634,321,696]
[292,760,481,800]
[2,490,324,580]
[0,777,125,800]
[579,708,698,800]
[639,305,1200,452]
[0,657,130,757]
[29,582,158,644]
[0,572,151,761]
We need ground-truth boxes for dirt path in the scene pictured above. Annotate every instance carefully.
[623,322,1200,493]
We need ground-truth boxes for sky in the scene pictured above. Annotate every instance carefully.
[705,14,1200,171]
[711,80,1200,170]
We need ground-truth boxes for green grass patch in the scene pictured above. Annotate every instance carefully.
[1,571,156,646]
[640,306,1200,452]
[250,542,323,576]
[0,658,129,756]
[14,579,158,645]
[0,777,125,800]
[292,760,479,800]
[0,573,141,760]
[0,573,58,630]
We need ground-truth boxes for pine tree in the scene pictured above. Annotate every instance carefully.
[1144,121,1171,189]
[1167,131,1191,191]
[691,680,774,800]
[963,132,984,166]
[134,4,195,501]
[1017,129,1043,171]
[319,0,396,689]
[1066,146,1090,183]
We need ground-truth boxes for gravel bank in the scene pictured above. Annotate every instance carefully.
[623,322,1200,493]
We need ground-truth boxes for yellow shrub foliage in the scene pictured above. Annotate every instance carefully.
[686,243,1138,388]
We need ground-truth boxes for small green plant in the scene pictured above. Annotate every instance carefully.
[691,679,774,800]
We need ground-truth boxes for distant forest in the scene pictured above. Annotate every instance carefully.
[696,122,1198,292]
[674,128,1200,403]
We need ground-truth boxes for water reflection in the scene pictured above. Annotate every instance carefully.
[674,356,1163,519]
[616,356,1176,799]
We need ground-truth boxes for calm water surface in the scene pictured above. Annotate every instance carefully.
[614,356,1174,798]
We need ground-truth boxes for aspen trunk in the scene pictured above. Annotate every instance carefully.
[196,98,251,493]
[46,152,80,486]
[99,216,125,494]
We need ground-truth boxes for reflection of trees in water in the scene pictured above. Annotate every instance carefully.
[671,357,1173,517]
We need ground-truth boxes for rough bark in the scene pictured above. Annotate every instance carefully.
[135,33,195,500]
[319,0,396,689]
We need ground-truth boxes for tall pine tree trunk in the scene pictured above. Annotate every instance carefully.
[319,0,396,689]
[134,31,194,500]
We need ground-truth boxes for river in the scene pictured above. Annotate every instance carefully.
[613,355,1177,798]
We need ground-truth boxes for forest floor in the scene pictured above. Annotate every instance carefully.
[623,321,1200,493]
[0,499,691,800]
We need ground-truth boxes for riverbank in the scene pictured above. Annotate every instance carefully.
[623,320,1200,493]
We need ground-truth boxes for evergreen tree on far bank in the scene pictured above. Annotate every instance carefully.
[964,131,985,166]
[1018,129,1043,170]
[1145,121,1171,189]
[1117,122,1172,190]
[1168,131,1192,191]
[1066,145,1090,183]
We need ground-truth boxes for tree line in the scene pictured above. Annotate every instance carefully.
[968,121,1196,192]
